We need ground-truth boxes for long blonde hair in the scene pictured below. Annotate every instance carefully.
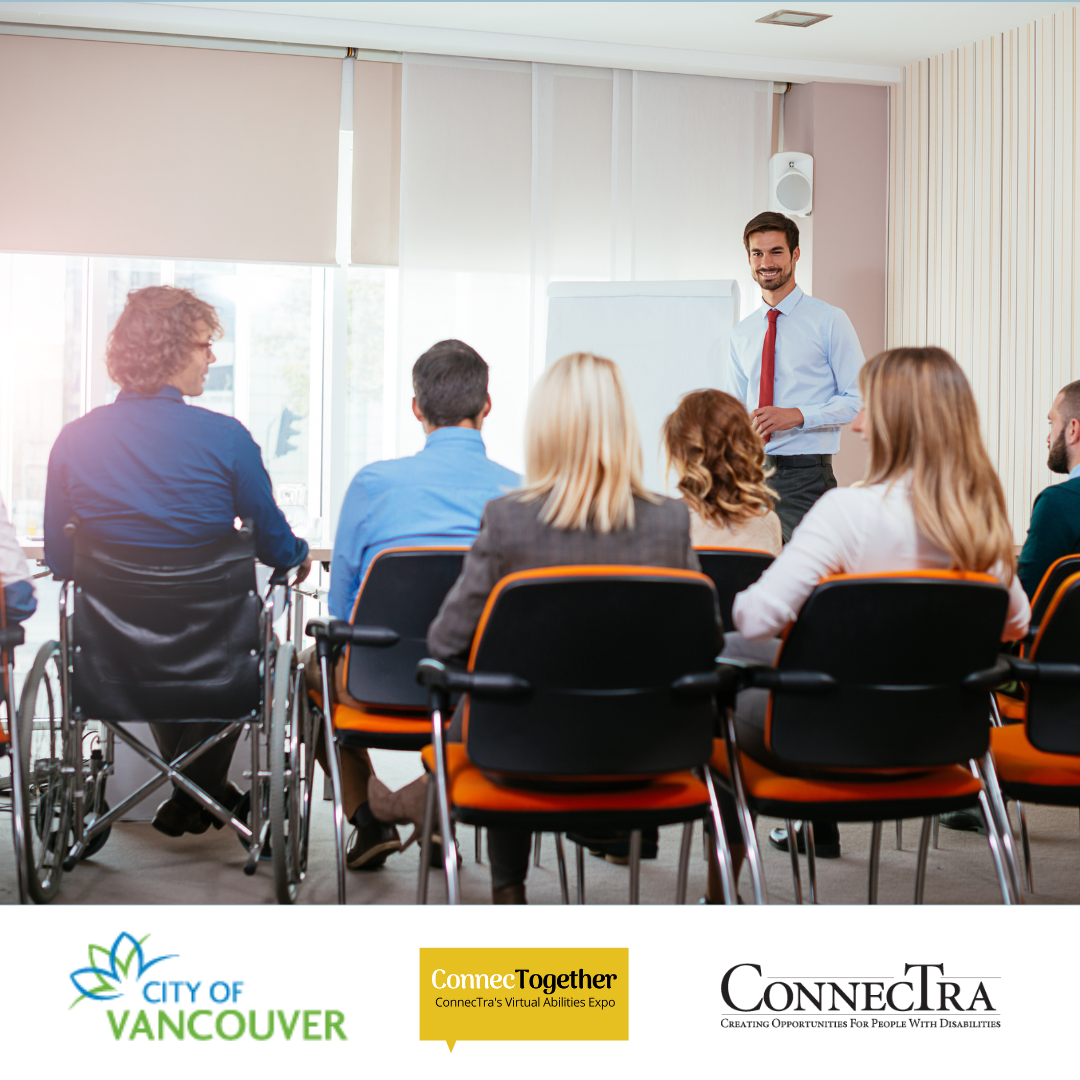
[861,347,1015,576]
[662,389,775,526]
[517,352,654,532]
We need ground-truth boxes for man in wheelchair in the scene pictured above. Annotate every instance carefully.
[44,285,310,839]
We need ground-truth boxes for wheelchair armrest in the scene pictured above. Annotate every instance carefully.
[1005,656,1080,684]
[268,566,291,587]
[416,658,531,698]
[962,657,1016,690]
[0,625,25,650]
[306,618,399,648]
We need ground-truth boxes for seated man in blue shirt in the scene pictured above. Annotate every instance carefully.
[45,286,310,839]
[322,339,518,870]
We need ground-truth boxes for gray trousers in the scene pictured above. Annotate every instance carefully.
[766,455,837,542]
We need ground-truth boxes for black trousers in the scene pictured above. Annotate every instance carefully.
[150,722,241,804]
[766,454,837,542]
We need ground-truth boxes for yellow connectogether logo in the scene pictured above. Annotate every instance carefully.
[419,948,629,1050]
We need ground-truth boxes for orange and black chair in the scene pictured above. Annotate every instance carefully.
[416,565,742,906]
[306,546,468,902]
[713,570,1022,905]
[995,554,1080,723]
[694,548,775,632]
[990,570,1080,893]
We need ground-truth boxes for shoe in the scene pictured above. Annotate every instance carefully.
[768,822,841,859]
[346,819,403,870]
[151,792,212,837]
[566,830,659,863]
[492,883,527,904]
[209,782,245,830]
[938,809,988,835]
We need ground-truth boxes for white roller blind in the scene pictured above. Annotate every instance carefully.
[352,59,401,267]
[631,71,773,307]
[393,54,772,476]
[0,34,341,264]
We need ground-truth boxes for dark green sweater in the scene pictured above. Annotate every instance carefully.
[1017,475,1080,599]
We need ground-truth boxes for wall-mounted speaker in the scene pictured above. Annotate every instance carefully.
[768,151,813,217]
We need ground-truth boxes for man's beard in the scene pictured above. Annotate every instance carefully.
[753,265,792,291]
[1048,430,1070,473]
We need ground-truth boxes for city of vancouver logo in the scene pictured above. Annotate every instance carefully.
[70,932,176,1008]
[65,930,347,1043]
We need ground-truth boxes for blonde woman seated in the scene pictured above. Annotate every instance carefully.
[370,352,699,903]
[711,347,1031,898]
[662,389,782,555]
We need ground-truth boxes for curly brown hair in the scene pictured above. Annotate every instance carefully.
[662,389,775,526]
[106,286,222,396]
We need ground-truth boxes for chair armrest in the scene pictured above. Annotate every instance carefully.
[1005,656,1080,684]
[305,618,399,648]
[962,657,1015,690]
[415,658,531,698]
[718,658,837,693]
[671,668,741,701]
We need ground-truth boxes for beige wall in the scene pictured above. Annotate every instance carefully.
[783,81,889,486]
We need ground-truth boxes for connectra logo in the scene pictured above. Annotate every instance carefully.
[68,931,347,1043]
[719,963,1000,1031]
[419,947,629,1050]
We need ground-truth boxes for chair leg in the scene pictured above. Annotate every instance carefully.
[914,817,932,904]
[474,826,483,864]
[978,790,1016,904]
[575,841,586,904]
[533,831,543,867]
[932,815,940,849]
[805,819,818,905]
[318,654,347,905]
[724,715,768,904]
[554,832,569,905]
[629,829,642,904]
[895,819,903,850]
[703,766,737,904]
[429,698,460,905]
[785,819,803,905]
[975,755,1023,902]
[416,768,436,905]
[676,821,694,904]
[1015,800,1033,893]
[868,821,883,904]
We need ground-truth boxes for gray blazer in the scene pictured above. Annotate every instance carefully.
[427,493,700,665]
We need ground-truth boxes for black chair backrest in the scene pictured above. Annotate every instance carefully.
[345,547,468,709]
[464,566,721,781]
[768,572,1008,768]
[695,548,775,632]
[1026,571,1080,753]
[1030,554,1080,629]
[71,530,261,722]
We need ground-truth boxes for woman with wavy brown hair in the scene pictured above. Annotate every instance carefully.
[662,389,782,554]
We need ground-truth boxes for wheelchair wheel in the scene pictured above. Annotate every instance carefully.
[269,641,314,904]
[17,641,72,903]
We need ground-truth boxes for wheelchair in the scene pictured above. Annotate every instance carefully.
[15,522,314,904]
[1,621,32,903]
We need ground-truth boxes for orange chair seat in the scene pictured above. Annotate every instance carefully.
[308,686,430,737]
[710,740,982,819]
[420,743,709,827]
[991,724,1080,789]
[994,692,1026,722]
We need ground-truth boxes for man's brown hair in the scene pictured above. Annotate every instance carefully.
[106,286,222,396]
[1058,380,1080,423]
[743,211,800,254]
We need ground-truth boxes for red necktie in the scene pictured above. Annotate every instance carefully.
[759,307,780,409]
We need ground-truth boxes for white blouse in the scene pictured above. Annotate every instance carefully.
[731,478,1030,642]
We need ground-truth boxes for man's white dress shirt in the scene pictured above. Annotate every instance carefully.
[727,285,864,456]
[732,477,1030,642]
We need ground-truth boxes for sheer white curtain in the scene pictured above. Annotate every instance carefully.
[395,54,771,474]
